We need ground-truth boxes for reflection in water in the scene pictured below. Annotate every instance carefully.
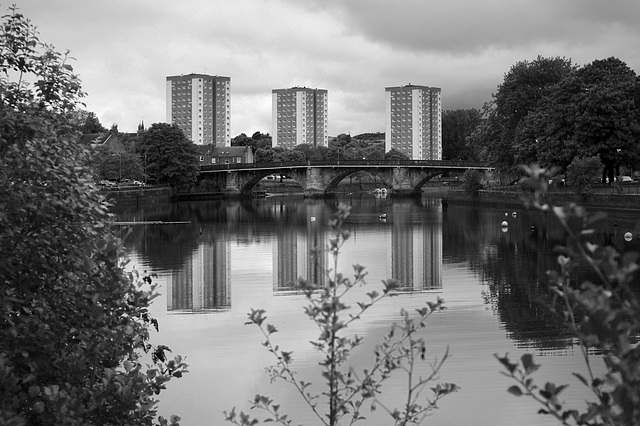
[391,198,443,291]
[273,203,328,292]
[152,197,446,306]
[115,195,640,426]
[167,236,231,313]
[116,195,639,347]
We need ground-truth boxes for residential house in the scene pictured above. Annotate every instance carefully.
[196,145,253,166]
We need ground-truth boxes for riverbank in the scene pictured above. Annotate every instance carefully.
[103,186,172,206]
[445,187,640,212]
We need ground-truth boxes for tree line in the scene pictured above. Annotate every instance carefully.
[443,56,640,184]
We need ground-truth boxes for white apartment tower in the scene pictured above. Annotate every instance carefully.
[166,74,231,146]
[272,87,328,149]
[385,84,442,160]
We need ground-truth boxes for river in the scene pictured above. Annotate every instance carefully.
[114,193,638,426]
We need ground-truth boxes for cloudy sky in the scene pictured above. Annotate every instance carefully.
[12,0,640,136]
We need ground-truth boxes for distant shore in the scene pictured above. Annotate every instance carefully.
[445,188,640,212]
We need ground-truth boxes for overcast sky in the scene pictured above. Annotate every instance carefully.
[12,0,640,136]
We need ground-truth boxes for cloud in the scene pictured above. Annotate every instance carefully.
[9,0,640,137]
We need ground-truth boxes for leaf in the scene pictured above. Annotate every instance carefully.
[520,353,540,375]
[266,324,278,335]
[508,385,523,396]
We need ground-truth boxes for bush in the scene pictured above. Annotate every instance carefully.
[0,7,186,425]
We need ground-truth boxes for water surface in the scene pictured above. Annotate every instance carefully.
[116,194,637,426]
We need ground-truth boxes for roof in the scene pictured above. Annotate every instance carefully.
[78,133,106,145]
[101,133,127,153]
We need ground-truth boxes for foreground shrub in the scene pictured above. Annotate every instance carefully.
[0,7,186,425]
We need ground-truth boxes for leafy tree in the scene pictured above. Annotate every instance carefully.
[498,164,640,426]
[231,132,252,147]
[442,109,483,160]
[73,110,107,134]
[0,6,185,425]
[565,156,602,198]
[226,204,457,426]
[461,169,484,195]
[532,58,640,182]
[232,131,272,152]
[136,123,199,190]
[274,149,305,162]
[329,133,352,149]
[363,143,384,160]
[254,146,275,163]
[482,56,574,172]
[293,143,313,160]
[384,148,410,161]
[353,132,384,141]
[95,148,145,182]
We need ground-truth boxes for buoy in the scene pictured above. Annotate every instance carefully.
[501,221,508,227]
[512,212,517,217]
[310,216,316,222]
[624,232,633,241]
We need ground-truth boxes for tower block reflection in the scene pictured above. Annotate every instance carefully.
[167,237,231,312]
[390,200,443,291]
[273,205,327,292]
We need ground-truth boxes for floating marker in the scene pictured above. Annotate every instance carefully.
[624,232,632,241]
[501,221,508,227]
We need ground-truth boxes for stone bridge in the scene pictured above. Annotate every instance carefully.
[198,160,493,197]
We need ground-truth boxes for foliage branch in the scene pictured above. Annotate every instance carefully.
[225,204,457,426]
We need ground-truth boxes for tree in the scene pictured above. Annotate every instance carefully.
[136,123,199,190]
[442,109,483,160]
[532,58,640,182]
[363,143,384,160]
[482,56,574,171]
[384,148,410,161]
[95,148,145,182]
[73,110,107,134]
[461,169,484,195]
[254,147,274,163]
[0,6,185,425]
[565,156,602,198]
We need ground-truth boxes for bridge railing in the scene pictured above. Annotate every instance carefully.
[200,159,492,172]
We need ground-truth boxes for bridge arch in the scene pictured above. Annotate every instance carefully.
[324,168,392,193]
